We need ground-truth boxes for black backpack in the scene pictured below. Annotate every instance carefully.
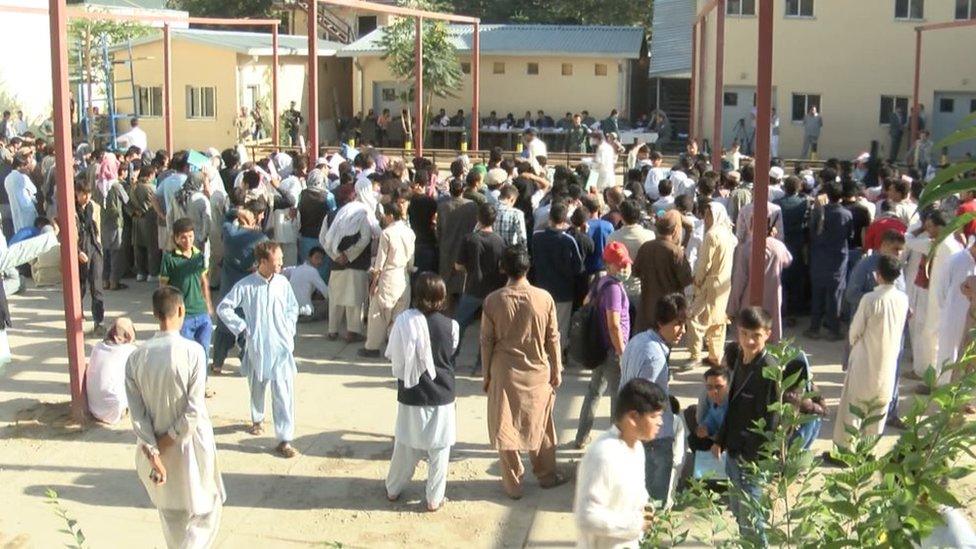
[568,278,617,369]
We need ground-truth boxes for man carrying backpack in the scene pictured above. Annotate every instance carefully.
[572,242,633,449]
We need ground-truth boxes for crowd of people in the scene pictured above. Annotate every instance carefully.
[3,110,976,547]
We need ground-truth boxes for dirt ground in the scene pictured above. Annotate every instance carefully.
[0,282,972,548]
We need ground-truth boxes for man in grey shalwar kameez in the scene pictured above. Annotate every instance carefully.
[126,286,225,549]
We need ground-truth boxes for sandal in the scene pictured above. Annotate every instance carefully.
[247,423,264,436]
[540,473,570,489]
[276,442,298,458]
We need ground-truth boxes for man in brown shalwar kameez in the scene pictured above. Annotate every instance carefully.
[633,210,693,332]
[481,246,568,499]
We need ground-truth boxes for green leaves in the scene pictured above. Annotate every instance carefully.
[378,1,463,101]
[45,488,87,549]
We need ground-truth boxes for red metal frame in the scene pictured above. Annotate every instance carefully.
[415,17,424,156]
[710,0,726,170]
[911,19,976,146]
[693,0,772,305]
[307,0,318,159]
[314,0,480,158]
[48,0,86,422]
[749,0,774,306]
[12,2,283,421]
[689,22,698,142]
[163,23,172,152]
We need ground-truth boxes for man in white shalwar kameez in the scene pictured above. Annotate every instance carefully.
[832,256,908,451]
[934,246,976,380]
[217,241,300,458]
[361,202,415,357]
[590,131,617,191]
[384,274,459,512]
[321,176,381,341]
[916,221,964,379]
[125,287,225,549]
[902,220,928,369]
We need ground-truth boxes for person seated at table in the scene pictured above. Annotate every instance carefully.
[484,111,499,127]
[518,110,534,129]
[536,110,554,129]
[582,110,596,127]
[449,109,466,127]
[501,113,516,130]
[435,108,449,127]
[634,113,650,129]
[557,112,573,130]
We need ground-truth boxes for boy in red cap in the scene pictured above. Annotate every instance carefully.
[573,241,634,449]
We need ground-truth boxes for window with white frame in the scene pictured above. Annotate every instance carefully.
[135,85,162,117]
[791,93,821,122]
[727,0,755,16]
[879,95,909,124]
[956,0,976,19]
[186,86,216,119]
[895,0,924,19]
[786,0,814,17]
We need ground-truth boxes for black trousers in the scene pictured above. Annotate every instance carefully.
[78,253,104,325]
[683,405,715,452]
[212,309,244,369]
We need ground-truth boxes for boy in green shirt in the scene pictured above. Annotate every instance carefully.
[161,217,214,371]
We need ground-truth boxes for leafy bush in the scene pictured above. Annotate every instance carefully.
[642,342,976,548]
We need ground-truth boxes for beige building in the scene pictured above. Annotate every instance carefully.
[690,0,976,160]
[337,24,647,124]
[111,28,349,151]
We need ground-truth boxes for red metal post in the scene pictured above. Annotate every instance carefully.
[307,0,319,162]
[415,16,424,157]
[910,28,922,147]
[163,23,172,153]
[48,0,86,422]
[697,15,707,142]
[711,0,726,169]
[471,21,480,151]
[272,23,280,148]
[749,0,774,306]
[690,21,698,142]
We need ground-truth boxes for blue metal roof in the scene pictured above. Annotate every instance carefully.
[114,28,343,57]
[649,0,694,77]
[338,24,645,59]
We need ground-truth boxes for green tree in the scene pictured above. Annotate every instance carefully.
[377,0,463,143]
[166,0,275,18]
[450,0,654,30]
[68,7,149,130]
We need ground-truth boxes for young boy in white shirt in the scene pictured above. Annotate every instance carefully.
[574,378,666,548]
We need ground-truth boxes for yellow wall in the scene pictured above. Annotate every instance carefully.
[119,39,352,150]
[289,8,393,38]
[694,0,976,159]
[351,54,630,119]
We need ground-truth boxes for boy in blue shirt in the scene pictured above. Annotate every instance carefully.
[684,366,730,452]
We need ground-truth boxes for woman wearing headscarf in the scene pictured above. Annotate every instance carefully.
[384,273,458,512]
[94,152,129,290]
[297,162,336,282]
[321,175,380,342]
[687,202,738,367]
[85,317,137,424]
[167,170,212,263]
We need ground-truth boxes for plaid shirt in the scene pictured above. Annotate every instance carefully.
[493,204,527,248]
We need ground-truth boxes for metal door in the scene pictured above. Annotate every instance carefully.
[721,86,756,152]
[932,92,976,160]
